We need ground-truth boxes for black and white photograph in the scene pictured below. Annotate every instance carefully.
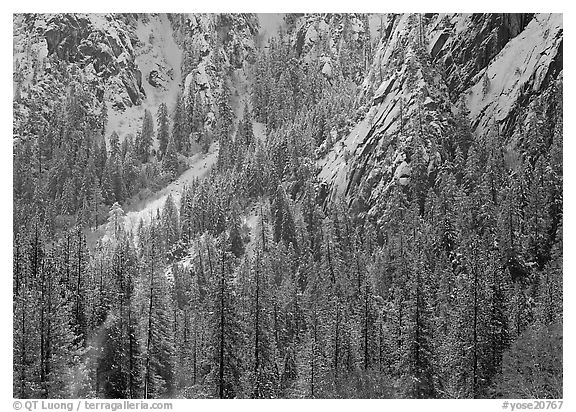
[11,7,565,405]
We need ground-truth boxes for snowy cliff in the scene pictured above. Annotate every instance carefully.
[14,14,147,138]
[13,13,258,142]
[318,13,563,219]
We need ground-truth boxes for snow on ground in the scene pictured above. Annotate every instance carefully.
[95,142,219,248]
[253,122,266,142]
[101,60,254,241]
[106,14,182,143]
[96,39,262,263]
[242,204,261,259]
[257,13,285,43]
[123,142,219,234]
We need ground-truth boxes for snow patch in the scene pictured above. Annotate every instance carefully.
[123,143,219,235]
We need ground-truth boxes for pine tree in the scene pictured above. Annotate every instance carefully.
[106,202,125,241]
[14,219,44,397]
[191,92,205,149]
[493,322,562,398]
[101,152,126,205]
[161,194,180,256]
[137,110,155,162]
[95,234,142,398]
[139,219,176,398]
[400,242,436,398]
[14,219,85,398]
[205,239,244,398]
[109,131,120,158]
[61,178,77,215]
[483,248,511,388]
[95,138,108,183]
[156,103,170,159]
[162,137,179,179]
[172,92,188,154]
[241,103,255,147]
[217,94,237,168]
[248,250,279,398]
[271,184,298,251]
[296,260,329,398]
[122,144,139,199]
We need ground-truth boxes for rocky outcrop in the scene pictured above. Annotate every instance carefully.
[462,14,562,137]
[170,13,259,131]
[13,12,147,124]
[430,13,534,100]
[216,13,259,68]
[290,13,367,58]
[14,13,261,142]
[287,13,370,82]
[14,13,190,140]
[43,13,145,105]
[318,13,563,220]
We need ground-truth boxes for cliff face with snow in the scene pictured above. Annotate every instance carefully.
[289,14,367,57]
[13,13,258,141]
[13,13,562,221]
[286,13,370,82]
[318,13,563,220]
[169,13,258,128]
[14,14,145,138]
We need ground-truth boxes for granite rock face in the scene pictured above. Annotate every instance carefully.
[43,14,145,105]
[13,13,259,140]
[318,13,563,221]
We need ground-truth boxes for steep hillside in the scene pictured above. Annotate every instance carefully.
[13,13,259,230]
[14,14,144,139]
[13,13,258,142]
[12,13,563,401]
[318,13,563,219]
[288,13,371,83]
[170,13,258,127]
[105,14,183,140]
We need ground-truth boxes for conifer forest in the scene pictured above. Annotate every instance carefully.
[13,13,563,399]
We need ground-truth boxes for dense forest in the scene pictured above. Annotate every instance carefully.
[13,13,562,399]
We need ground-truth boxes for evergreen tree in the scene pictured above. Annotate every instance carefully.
[162,137,179,179]
[493,322,562,398]
[247,250,279,398]
[191,92,205,149]
[156,103,170,159]
[137,110,155,162]
[271,185,298,251]
[205,239,244,398]
[161,194,180,255]
[109,131,120,158]
[139,220,176,398]
[172,92,188,154]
